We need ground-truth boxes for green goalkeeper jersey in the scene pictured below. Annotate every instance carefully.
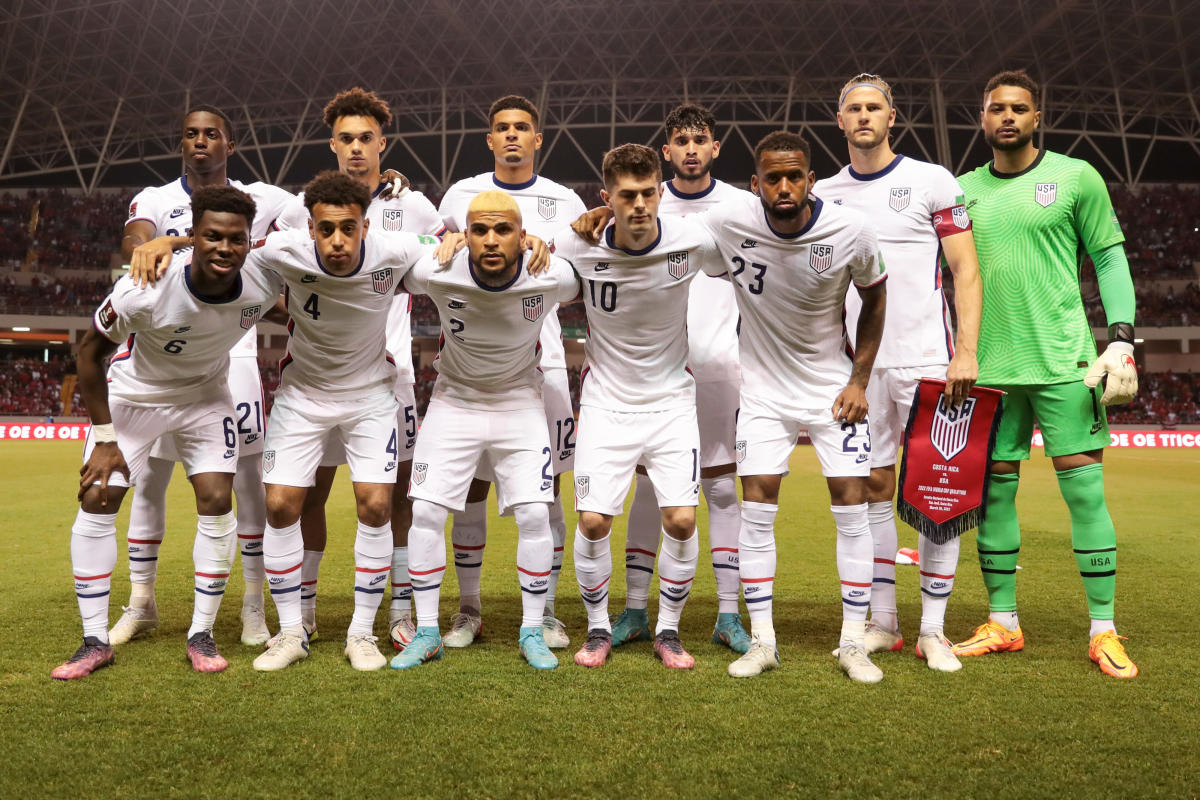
[959,150,1125,385]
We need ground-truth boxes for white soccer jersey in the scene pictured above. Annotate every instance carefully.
[816,155,967,369]
[699,194,885,415]
[249,227,434,396]
[438,172,588,370]
[403,251,580,411]
[95,261,283,407]
[125,176,295,359]
[552,216,718,412]
[659,178,744,383]
[275,184,446,384]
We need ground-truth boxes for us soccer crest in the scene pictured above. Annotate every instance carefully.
[413,462,428,485]
[538,196,557,220]
[1035,183,1058,207]
[930,394,977,461]
[240,305,261,329]
[382,209,404,231]
[575,474,590,499]
[735,440,747,463]
[809,244,834,274]
[522,294,543,322]
[889,187,911,212]
[263,450,275,473]
[666,251,688,280]
[952,206,970,229]
[372,268,393,294]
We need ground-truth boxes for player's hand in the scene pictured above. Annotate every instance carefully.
[129,237,177,287]
[570,207,613,244]
[1084,341,1138,405]
[832,383,869,424]
[78,442,129,505]
[435,233,466,268]
[525,235,550,275]
[944,349,978,407]
[380,169,411,200]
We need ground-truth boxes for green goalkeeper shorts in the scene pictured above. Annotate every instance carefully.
[990,381,1110,461]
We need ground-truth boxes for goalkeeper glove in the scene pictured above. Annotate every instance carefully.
[1084,341,1137,405]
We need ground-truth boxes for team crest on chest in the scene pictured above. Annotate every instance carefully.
[413,462,428,485]
[809,244,834,274]
[1035,183,1058,207]
[666,251,689,280]
[538,197,557,220]
[522,294,544,322]
[372,268,394,294]
[382,209,404,231]
[888,187,911,212]
[240,305,261,329]
[930,395,977,461]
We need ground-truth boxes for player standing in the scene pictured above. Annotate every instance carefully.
[111,106,294,647]
[951,70,1139,678]
[815,74,982,672]
[436,95,587,650]
[53,186,283,678]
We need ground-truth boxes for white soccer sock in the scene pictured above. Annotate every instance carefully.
[867,500,899,632]
[918,533,960,636]
[409,500,449,629]
[573,528,612,631]
[388,546,411,622]
[701,474,741,614]
[234,455,266,600]
[1090,619,1117,637]
[514,503,553,629]
[125,455,172,594]
[834,503,873,637]
[264,521,304,634]
[300,549,323,630]
[71,509,118,642]
[656,529,698,634]
[450,500,486,613]
[190,511,236,638]
[545,494,567,616]
[623,475,661,610]
[990,611,1020,630]
[348,521,392,637]
[739,501,777,644]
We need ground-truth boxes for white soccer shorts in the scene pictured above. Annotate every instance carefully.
[263,386,399,487]
[408,398,553,513]
[696,377,739,469]
[319,382,417,467]
[865,365,947,468]
[543,366,576,474]
[735,393,872,479]
[573,405,701,516]
[149,356,266,460]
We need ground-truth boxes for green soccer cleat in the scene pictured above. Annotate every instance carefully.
[390,626,443,670]
[519,626,559,670]
[712,613,753,654]
[610,608,652,647]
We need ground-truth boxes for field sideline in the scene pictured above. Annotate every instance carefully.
[2,441,1196,797]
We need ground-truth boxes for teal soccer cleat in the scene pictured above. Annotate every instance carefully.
[389,626,443,670]
[519,626,559,670]
[711,612,753,654]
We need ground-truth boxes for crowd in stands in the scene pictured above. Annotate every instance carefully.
[1110,185,1200,278]
[1085,281,1200,328]
[0,190,126,272]
[1107,371,1200,425]
[0,357,85,416]
[0,273,114,316]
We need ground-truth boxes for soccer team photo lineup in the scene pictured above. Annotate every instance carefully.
[48,66,1147,685]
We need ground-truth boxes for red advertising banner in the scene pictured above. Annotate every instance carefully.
[0,423,91,440]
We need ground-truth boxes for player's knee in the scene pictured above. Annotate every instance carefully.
[866,467,896,502]
[512,502,551,537]
[80,485,127,515]
[355,495,391,526]
[701,475,738,510]
[661,506,696,539]
[192,481,233,516]
[827,477,867,506]
[577,511,612,540]
[411,498,449,533]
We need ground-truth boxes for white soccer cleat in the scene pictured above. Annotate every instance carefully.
[240,602,270,646]
[442,610,482,648]
[864,622,904,654]
[253,631,309,671]
[727,637,780,678]
[838,643,884,684]
[389,613,417,651]
[542,615,570,649]
[109,602,159,645]
[344,634,387,671]
[916,632,963,673]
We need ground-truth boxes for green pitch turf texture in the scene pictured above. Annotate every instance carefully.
[2,441,1195,798]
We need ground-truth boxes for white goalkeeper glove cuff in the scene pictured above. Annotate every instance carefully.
[1084,340,1137,406]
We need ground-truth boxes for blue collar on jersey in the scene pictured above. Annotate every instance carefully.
[665,179,717,200]
[605,218,663,255]
[372,181,388,199]
[180,175,232,196]
[468,252,524,292]
[847,154,904,182]
[762,197,823,239]
[184,261,243,304]
[313,239,367,277]
[492,173,538,191]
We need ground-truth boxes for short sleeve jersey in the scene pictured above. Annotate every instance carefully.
[95,262,283,407]
[403,251,580,411]
[438,173,588,370]
[275,183,446,385]
[816,155,970,369]
[699,193,885,415]
[125,176,295,359]
[958,150,1125,385]
[249,227,433,396]
[551,215,717,412]
[659,178,745,383]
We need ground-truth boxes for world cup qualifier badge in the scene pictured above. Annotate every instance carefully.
[372,268,393,294]
[522,294,543,322]
[240,305,261,329]
[382,208,403,231]
[666,251,688,279]
[889,187,911,212]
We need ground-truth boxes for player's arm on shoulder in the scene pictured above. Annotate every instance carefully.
[551,256,583,304]
[570,207,613,244]
[524,234,550,275]
[129,232,195,287]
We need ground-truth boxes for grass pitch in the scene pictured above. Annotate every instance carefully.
[2,441,1197,798]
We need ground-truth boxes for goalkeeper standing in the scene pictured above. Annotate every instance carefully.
[952,70,1139,678]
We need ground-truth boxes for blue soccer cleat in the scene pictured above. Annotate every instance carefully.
[610,608,652,647]
[519,626,559,670]
[390,626,443,670]
[712,612,753,654]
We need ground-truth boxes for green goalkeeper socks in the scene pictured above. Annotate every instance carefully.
[977,472,1021,613]
[1057,463,1117,621]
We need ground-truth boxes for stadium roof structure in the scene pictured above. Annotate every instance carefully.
[2,0,1198,192]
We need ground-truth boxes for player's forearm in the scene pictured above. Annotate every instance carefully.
[77,330,117,425]
[1092,243,1136,327]
[850,282,887,387]
[944,240,982,357]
